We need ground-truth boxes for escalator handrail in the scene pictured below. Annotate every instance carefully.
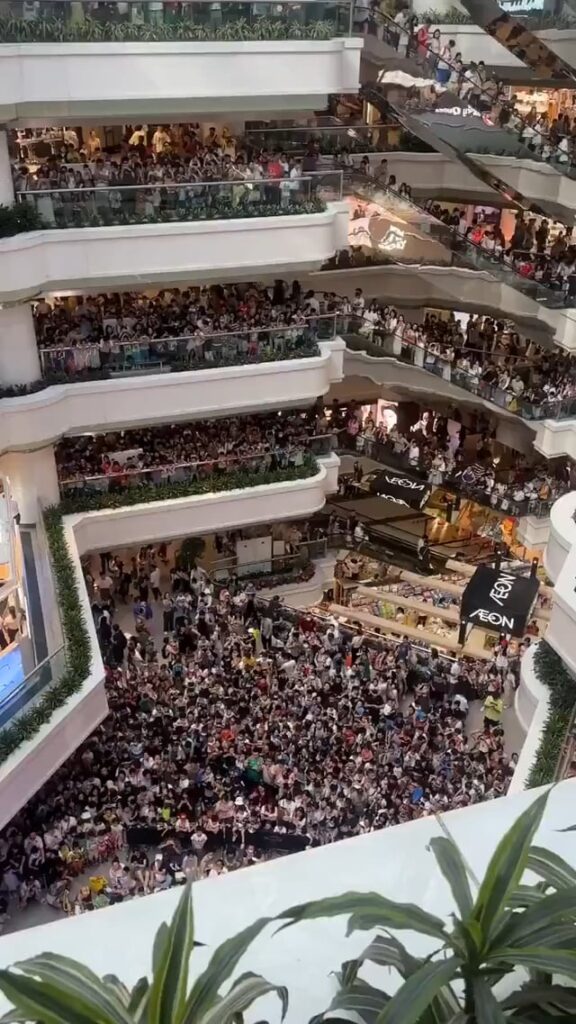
[346,164,572,306]
[360,5,574,177]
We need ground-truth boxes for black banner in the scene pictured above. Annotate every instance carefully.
[368,471,431,509]
[460,564,540,637]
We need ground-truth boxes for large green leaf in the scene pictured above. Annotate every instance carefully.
[428,837,474,919]
[506,884,548,910]
[492,890,576,949]
[488,947,576,979]
[472,791,549,944]
[0,969,100,1024]
[12,955,133,1024]
[128,977,149,1023]
[181,916,271,1024]
[505,923,576,951]
[324,978,391,1024]
[376,957,462,1024]
[200,971,288,1024]
[356,936,460,1024]
[276,892,447,940]
[502,983,576,1012]
[472,978,507,1024]
[146,881,195,1024]
[527,846,576,890]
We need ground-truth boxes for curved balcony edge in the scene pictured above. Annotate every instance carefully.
[0,340,345,454]
[0,203,350,302]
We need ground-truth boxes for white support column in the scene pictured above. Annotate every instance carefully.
[0,305,41,386]
[0,448,60,525]
[0,130,15,207]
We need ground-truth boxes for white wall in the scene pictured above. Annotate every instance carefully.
[534,418,576,460]
[0,781,575,1024]
[371,152,576,217]
[0,519,107,829]
[541,491,576,674]
[0,205,349,302]
[0,39,363,123]
[68,455,340,555]
[310,265,564,350]
[0,341,344,453]
[508,643,549,794]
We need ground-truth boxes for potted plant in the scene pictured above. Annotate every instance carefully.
[0,882,286,1024]
[277,788,576,1021]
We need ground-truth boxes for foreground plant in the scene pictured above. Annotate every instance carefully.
[0,882,286,1024]
[277,788,576,1023]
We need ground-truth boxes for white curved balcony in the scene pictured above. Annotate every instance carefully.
[377,151,576,220]
[0,196,349,302]
[541,491,576,674]
[312,264,565,351]
[0,337,344,454]
[68,453,339,555]
[0,0,362,122]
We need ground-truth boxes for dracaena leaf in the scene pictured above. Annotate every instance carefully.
[275,892,446,939]
[471,978,507,1024]
[181,916,271,1024]
[428,836,474,919]
[147,881,195,1024]
[376,957,461,1024]
[472,790,549,944]
[13,955,133,1024]
[527,846,576,890]
[200,971,288,1024]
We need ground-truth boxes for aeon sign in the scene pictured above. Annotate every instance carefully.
[489,572,515,608]
[469,608,515,631]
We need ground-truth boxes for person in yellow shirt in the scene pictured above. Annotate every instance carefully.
[483,694,504,729]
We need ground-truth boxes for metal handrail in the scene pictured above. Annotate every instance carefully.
[16,169,344,198]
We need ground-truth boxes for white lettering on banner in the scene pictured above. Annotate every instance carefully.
[489,572,515,608]
[470,608,515,631]
[434,105,494,126]
[378,226,407,253]
[378,493,410,506]
[385,475,424,491]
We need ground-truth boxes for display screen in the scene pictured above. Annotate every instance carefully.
[0,645,25,708]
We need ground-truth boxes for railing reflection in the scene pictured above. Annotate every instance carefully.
[39,315,337,378]
[17,172,343,230]
[58,434,335,496]
[0,1,353,41]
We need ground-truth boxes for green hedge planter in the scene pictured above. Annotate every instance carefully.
[0,15,339,43]
[526,640,576,788]
[0,458,318,763]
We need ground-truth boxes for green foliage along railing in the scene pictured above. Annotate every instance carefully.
[0,458,318,762]
[526,640,576,788]
[0,508,90,763]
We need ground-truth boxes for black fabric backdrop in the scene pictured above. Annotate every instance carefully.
[460,564,540,637]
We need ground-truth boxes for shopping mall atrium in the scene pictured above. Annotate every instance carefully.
[2,0,576,1015]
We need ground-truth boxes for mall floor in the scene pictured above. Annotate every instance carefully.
[3,540,526,936]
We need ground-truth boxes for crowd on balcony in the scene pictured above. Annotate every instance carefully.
[55,408,326,490]
[33,282,335,374]
[0,569,518,919]
[346,405,572,514]
[356,305,576,415]
[12,123,325,200]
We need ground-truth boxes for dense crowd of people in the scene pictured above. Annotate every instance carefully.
[55,408,328,489]
[356,305,576,415]
[30,282,576,421]
[34,282,335,374]
[344,405,572,513]
[0,558,518,922]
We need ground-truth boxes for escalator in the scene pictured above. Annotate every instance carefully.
[358,8,576,219]
[459,0,576,78]
[337,168,574,343]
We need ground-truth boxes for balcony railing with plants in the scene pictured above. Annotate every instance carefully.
[11,172,342,233]
[38,314,337,380]
[57,435,335,513]
[344,326,576,425]
[0,0,353,42]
